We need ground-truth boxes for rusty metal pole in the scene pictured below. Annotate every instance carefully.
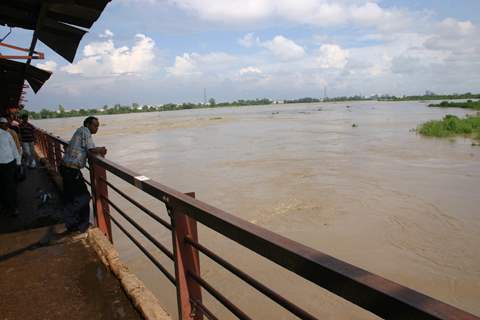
[54,140,62,172]
[42,133,47,158]
[89,157,112,242]
[46,136,54,167]
[171,192,203,320]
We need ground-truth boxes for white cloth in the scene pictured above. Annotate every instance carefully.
[0,128,21,165]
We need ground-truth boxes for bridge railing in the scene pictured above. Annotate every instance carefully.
[34,128,479,320]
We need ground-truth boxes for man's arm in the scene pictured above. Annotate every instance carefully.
[89,146,107,157]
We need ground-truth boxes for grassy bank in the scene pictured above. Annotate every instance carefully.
[428,100,480,110]
[418,114,480,140]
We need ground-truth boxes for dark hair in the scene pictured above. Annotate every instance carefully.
[83,116,98,127]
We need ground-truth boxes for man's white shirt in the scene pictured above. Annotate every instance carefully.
[0,129,21,165]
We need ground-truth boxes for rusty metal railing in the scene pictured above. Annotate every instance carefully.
[34,128,480,320]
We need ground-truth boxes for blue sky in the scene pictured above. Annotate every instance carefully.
[2,0,480,110]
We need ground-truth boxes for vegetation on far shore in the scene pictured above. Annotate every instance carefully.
[23,92,480,120]
[428,100,480,110]
[418,114,480,141]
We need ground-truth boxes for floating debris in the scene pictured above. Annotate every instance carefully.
[352,123,358,128]
[209,117,223,120]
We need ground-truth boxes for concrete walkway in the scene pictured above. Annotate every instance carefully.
[0,225,141,320]
[0,166,141,320]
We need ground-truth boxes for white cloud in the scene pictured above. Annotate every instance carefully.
[167,53,199,77]
[238,33,260,48]
[239,66,262,75]
[316,44,349,69]
[62,34,155,76]
[167,52,237,77]
[83,40,115,57]
[261,35,305,60]
[99,29,114,38]
[36,60,57,72]
[439,18,476,36]
[168,0,407,29]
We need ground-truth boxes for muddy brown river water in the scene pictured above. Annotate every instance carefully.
[36,101,480,319]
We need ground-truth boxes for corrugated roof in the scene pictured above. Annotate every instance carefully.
[0,59,52,111]
[0,0,111,115]
[0,0,111,62]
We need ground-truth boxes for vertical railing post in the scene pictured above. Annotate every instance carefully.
[89,156,112,242]
[54,140,62,172]
[171,192,203,320]
[41,133,47,158]
[46,136,55,167]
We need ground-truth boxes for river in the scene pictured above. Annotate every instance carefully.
[35,101,480,319]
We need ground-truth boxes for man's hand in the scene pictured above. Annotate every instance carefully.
[97,146,107,156]
[89,146,107,157]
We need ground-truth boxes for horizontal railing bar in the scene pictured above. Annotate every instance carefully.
[190,298,219,320]
[104,196,174,261]
[101,177,172,230]
[110,214,175,285]
[89,154,479,320]
[187,271,252,320]
[185,237,317,320]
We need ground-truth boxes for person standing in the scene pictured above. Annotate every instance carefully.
[0,117,21,216]
[61,116,107,233]
[7,119,22,155]
[19,113,36,168]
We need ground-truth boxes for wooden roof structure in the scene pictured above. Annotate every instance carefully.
[0,0,111,115]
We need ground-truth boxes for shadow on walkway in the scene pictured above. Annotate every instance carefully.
[0,166,64,234]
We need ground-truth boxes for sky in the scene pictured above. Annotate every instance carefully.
[2,0,480,110]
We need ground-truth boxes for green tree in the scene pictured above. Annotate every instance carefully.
[209,98,216,105]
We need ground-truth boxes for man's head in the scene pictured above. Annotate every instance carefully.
[83,116,99,134]
[0,117,8,131]
[21,113,29,122]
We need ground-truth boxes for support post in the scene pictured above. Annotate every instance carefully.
[46,136,55,167]
[89,157,112,242]
[171,192,203,320]
[54,141,62,172]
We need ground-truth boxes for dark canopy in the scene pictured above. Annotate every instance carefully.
[0,0,110,115]
[0,59,52,113]
[0,0,111,62]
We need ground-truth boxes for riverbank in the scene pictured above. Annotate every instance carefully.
[428,100,480,110]
[418,114,480,142]
[23,93,480,120]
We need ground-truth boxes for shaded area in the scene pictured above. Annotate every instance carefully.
[0,165,63,234]
[0,225,141,320]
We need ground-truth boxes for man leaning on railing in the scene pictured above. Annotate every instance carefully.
[60,116,107,233]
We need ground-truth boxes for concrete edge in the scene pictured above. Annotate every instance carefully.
[87,227,172,320]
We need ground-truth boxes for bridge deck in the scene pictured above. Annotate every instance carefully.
[0,166,141,320]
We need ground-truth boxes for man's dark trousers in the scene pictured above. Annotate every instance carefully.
[0,160,17,213]
[60,166,90,232]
